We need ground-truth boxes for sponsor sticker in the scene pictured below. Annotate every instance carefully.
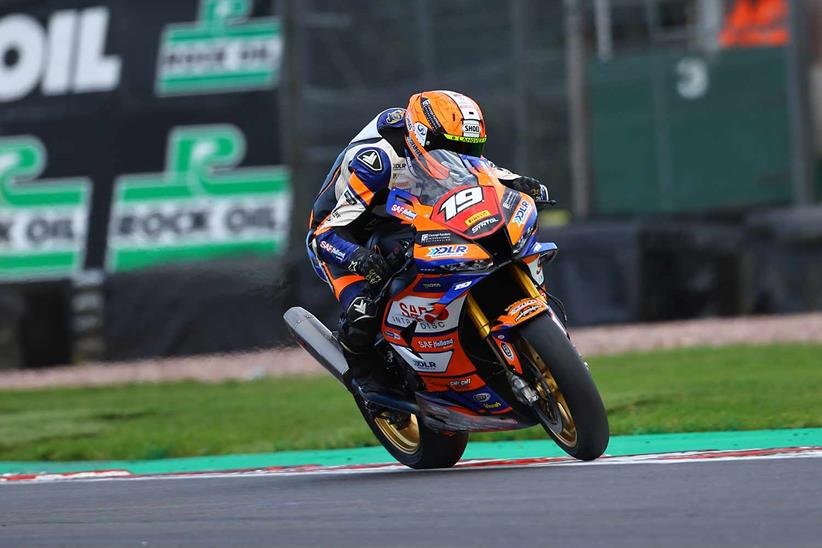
[465,210,491,226]
[503,191,519,209]
[419,231,453,245]
[462,120,482,138]
[449,377,472,388]
[416,338,454,350]
[500,342,515,362]
[513,200,531,226]
[470,216,499,234]
[319,240,346,262]
[427,244,469,258]
[390,203,417,220]
[414,122,428,145]
[473,392,491,402]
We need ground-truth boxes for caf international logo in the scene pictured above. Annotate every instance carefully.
[156,0,283,96]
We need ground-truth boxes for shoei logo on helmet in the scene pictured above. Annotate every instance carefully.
[463,121,481,138]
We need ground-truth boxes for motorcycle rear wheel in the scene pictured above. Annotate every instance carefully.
[355,398,468,469]
[519,315,609,460]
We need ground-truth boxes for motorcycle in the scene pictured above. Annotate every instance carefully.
[285,149,609,469]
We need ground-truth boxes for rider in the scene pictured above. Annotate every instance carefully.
[307,90,548,394]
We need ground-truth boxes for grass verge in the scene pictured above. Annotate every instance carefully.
[1,343,820,461]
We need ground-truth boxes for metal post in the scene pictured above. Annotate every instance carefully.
[786,0,815,205]
[512,0,529,174]
[593,0,612,61]
[277,0,309,254]
[565,0,592,218]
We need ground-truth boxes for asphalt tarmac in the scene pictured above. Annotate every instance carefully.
[1,458,820,547]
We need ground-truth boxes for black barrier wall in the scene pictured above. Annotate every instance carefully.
[2,1,822,368]
[0,0,289,367]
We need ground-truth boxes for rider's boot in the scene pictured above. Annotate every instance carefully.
[338,296,400,397]
[341,348,395,396]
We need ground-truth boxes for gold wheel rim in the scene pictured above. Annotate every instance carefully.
[374,413,421,455]
[522,342,578,448]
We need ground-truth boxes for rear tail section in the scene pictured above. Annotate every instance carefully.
[283,307,348,384]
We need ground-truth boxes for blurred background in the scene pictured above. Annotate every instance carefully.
[1,0,821,370]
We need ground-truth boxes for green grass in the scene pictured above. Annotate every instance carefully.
[1,344,820,461]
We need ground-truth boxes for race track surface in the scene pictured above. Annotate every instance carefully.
[2,457,821,547]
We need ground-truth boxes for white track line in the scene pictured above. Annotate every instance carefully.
[2,447,821,485]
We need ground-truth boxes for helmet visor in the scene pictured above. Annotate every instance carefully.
[426,132,486,158]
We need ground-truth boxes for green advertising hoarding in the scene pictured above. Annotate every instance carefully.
[108,125,291,272]
[589,47,792,214]
[0,137,91,279]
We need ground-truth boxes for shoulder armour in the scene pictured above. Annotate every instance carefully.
[349,147,392,191]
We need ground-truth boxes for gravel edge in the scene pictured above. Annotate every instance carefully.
[2,312,821,390]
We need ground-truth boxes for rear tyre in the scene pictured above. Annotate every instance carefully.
[519,315,609,460]
[355,397,468,469]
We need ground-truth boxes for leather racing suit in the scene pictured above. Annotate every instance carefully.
[306,107,536,383]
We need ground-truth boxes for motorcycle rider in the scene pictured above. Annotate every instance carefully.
[307,90,548,395]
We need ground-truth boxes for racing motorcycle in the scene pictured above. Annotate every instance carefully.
[285,150,608,469]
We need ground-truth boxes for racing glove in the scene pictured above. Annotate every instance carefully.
[349,249,393,287]
[509,176,549,202]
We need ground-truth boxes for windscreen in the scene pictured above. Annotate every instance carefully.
[404,150,486,205]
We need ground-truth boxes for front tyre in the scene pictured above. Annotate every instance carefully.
[519,315,609,460]
[355,398,468,469]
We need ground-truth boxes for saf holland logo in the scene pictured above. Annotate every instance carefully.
[356,149,383,172]
[0,137,91,279]
[107,124,291,272]
[0,7,121,103]
[156,0,283,96]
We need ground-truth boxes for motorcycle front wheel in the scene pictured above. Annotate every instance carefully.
[518,314,609,460]
[355,398,468,469]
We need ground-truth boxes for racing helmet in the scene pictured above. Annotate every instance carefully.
[404,90,487,178]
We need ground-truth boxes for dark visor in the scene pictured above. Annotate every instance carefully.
[426,131,486,158]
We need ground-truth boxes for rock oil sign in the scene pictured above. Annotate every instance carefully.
[107,125,291,272]
[0,137,91,279]
[156,0,282,96]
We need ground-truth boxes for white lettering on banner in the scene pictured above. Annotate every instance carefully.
[110,199,285,247]
[0,7,121,102]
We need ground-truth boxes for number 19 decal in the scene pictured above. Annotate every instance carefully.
[439,187,483,220]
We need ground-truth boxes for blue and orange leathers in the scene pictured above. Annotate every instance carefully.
[307,109,523,310]
[374,154,560,431]
[307,108,408,309]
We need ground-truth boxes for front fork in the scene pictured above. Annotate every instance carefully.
[465,265,544,405]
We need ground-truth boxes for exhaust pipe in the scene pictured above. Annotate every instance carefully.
[283,307,348,385]
[284,307,422,416]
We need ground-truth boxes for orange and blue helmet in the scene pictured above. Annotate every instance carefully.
[404,90,487,177]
